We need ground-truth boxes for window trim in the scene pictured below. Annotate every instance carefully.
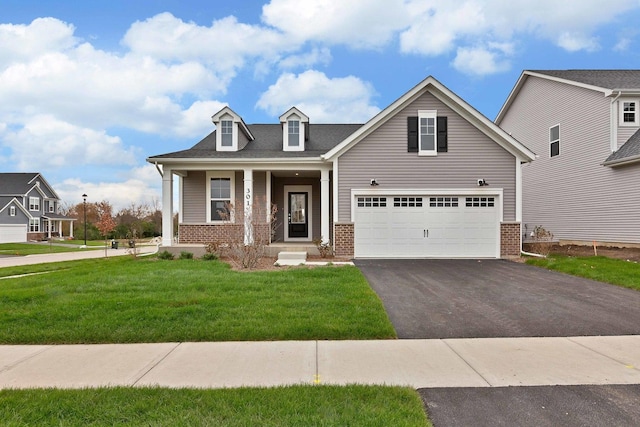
[220,120,233,146]
[549,124,560,158]
[9,206,16,216]
[288,120,300,147]
[29,196,40,211]
[418,110,437,156]
[29,218,40,232]
[620,99,639,126]
[206,171,235,223]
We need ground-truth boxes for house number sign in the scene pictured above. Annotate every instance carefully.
[246,188,251,207]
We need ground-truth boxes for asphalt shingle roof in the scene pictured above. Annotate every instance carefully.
[531,70,640,90]
[149,123,363,159]
[604,128,640,165]
[0,173,40,195]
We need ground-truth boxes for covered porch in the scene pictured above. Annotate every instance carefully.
[41,214,75,240]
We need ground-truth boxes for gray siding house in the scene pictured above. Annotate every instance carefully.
[497,70,640,246]
[148,76,534,258]
[0,173,75,243]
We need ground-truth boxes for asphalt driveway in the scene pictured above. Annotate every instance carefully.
[355,259,640,339]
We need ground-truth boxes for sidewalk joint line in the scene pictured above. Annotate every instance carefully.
[442,339,493,387]
[0,345,54,374]
[132,342,181,386]
[567,336,640,371]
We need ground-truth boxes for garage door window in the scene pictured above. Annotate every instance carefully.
[393,197,423,207]
[357,197,386,207]
[429,197,458,207]
[465,197,495,207]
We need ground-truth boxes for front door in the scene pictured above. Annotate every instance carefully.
[288,192,308,238]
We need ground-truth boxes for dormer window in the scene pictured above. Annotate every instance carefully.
[221,120,233,147]
[280,107,309,152]
[211,106,254,152]
[288,120,300,147]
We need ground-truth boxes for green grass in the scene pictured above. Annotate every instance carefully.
[526,255,640,291]
[0,257,396,343]
[0,243,101,256]
[54,239,106,246]
[0,385,431,426]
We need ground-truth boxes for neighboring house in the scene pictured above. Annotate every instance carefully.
[148,76,535,258]
[496,70,640,246]
[0,173,75,243]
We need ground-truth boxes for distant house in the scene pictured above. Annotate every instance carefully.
[0,173,75,243]
[148,76,534,258]
[496,70,640,246]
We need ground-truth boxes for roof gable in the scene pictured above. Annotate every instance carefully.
[0,173,59,199]
[496,70,640,124]
[324,75,535,162]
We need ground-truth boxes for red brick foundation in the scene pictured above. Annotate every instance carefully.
[334,222,354,258]
[500,222,521,258]
[179,223,270,244]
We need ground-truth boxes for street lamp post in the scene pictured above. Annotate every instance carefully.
[82,193,87,247]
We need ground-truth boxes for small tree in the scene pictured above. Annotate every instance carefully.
[96,202,117,257]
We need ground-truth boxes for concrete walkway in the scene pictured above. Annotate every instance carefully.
[1,335,639,389]
[0,245,158,268]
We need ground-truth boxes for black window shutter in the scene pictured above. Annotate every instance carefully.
[407,116,418,152]
[437,116,448,152]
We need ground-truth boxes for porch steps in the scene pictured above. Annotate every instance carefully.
[275,251,307,266]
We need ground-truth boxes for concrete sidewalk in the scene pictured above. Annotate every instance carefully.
[0,245,158,268]
[1,336,639,389]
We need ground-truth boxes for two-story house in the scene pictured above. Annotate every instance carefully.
[148,76,535,259]
[496,70,640,246]
[0,173,75,243]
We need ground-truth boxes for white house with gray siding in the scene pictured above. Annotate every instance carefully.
[497,70,640,246]
[148,76,535,258]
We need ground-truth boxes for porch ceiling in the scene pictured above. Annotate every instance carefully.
[270,170,321,178]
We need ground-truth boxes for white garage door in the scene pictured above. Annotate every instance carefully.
[354,195,499,258]
[0,224,27,244]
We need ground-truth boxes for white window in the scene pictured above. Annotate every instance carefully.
[29,218,40,232]
[419,110,437,156]
[357,197,387,207]
[9,206,16,216]
[49,202,55,213]
[549,124,560,158]
[29,197,40,211]
[207,172,235,222]
[620,100,639,126]
[220,120,233,146]
[288,120,300,147]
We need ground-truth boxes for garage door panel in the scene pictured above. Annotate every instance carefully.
[0,225,27,243]
[354,193,498,258]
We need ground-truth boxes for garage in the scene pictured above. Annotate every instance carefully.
[0,224,27,244]
[354,193,499,258]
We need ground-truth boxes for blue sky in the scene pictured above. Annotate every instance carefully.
[1,0,640,209]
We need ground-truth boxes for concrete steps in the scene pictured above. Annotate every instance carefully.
[275,251,307,266]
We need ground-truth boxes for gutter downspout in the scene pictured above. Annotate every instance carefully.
[154,161,163,177]
[610,91,621,152]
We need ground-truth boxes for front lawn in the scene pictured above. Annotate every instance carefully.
[0,257,396,343]
[0,243,101,256]
[0,385,431,426]
[526,255,640,291]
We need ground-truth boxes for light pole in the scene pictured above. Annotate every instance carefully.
[82,193,87,247]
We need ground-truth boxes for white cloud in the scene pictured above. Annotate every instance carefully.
[279,47,332,69]
[556,32,600,52]
[256,70,379,123]
[0,115,137,170]
[452,43,513,76]
[0,18,77,67]
[55,164,163,211]
[262,0,410,49]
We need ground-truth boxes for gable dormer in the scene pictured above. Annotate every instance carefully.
[280,107,309,152]
[211,106,254,152]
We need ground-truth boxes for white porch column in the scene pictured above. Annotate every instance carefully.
[59,220,63,238]
[243,168,253,245]
[47,221,52,239]
[161,167,173,246]
[70,220,74,238]
[320,168,330,244]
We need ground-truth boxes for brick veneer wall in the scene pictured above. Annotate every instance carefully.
[179,223,270,244]
[334,222,354,258]
[27,232,45,241]
[500,222,521,258]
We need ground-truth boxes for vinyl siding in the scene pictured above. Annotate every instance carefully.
[182,171,206,223]
[0,203,28,224]
[617,125,639,149]
[500,76,640,244]
[337,91,516,222]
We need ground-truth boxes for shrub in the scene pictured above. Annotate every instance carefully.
[529,225,554,256]
[179,251,194,260]
[313,238,334,258]
[157,250,174,260]
[201,252,218,261]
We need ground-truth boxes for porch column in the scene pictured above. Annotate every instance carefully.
[243,168,253,245]
[59,220,63,238]
[47,220,52,239]
[70,220,74,238]
[161,167,173,246]
[266,171,272,243]
[321,168,330,245]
